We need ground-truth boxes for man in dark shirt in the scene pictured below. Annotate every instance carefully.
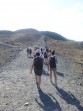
[30,52,43,89]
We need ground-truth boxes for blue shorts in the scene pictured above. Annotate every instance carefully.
[50,67,56,71]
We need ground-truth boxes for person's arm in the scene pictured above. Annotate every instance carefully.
[56,59,58,64]
[55,55,58,64]
[48,57,50,71]
[30,59,34,73]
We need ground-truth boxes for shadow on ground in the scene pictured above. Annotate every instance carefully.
[27,56,33,59]
[53,86,83,111]
[35,88,62,111]
[57,71,64,77]
[42,69,49,76]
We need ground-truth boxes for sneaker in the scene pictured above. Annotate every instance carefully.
[38,86,41,90]
[50,79,52,83]
[55,82,57,87]
[36,82,38,87]
[36,82,40,89]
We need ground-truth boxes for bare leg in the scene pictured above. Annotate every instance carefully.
[44,58,46,64]
[35,75,37,84]
[49,70,52,82]
[53,70,57,86]
[35,75,41,89]
[37,76,41,88]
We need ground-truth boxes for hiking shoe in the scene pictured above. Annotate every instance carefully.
[38,87,41,91]
[36,82,38,87]
[36,82,40,89]
[55,82,57,87]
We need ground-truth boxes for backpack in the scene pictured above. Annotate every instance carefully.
[34,57,43,70]
[49,56,56,68]
[44,51,48,58]
[29,49,32,54]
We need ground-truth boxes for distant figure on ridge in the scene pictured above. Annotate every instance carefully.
[26,47,32,58]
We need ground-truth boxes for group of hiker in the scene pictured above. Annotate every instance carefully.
[26,46,58,90]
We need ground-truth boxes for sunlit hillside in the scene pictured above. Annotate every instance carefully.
[0,28,83,74]
[0,43,20,67]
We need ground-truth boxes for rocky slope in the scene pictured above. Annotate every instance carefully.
[0,37,83,111]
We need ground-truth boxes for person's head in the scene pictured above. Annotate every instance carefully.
[41,48,42,51]
[51,50,55,55]
[46,48,49,52]
[36,52,40,56]
[49,49,51,53]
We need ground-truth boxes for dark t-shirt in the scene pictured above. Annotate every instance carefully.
[49,55,57,68]
[34,56,43,70]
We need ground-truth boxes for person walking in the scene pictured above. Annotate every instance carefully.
[30,52,44,89]
[26,48,29,57]
[29,47,32,57]
[48,50,58,86]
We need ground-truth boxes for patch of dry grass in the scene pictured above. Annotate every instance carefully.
[0,44,20,67]
[0,32,41,67]
[47,39,83,63]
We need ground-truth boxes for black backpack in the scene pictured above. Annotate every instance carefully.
[29,49,32,54]
[34,57,43,70]
[49,56,56,68]
[44,51,48,58]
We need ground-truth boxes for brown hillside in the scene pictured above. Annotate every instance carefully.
[0,44,20,67]
[11,32,41,46]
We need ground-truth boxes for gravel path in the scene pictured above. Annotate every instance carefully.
[0,37,83,111]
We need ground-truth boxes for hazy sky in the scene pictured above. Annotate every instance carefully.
[0,0,83,41]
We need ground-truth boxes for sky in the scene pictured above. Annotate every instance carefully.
[0,0,83,41]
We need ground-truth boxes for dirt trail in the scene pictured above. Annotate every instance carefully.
[0,37,83,111]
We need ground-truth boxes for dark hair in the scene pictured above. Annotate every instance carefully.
[36,52,40,56]
[51,50,55,55]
